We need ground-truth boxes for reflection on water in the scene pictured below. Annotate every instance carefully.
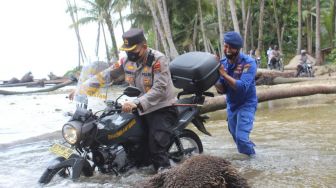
[0,94,335,187]
[204,94,336,187]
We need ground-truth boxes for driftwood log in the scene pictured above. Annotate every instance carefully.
[201,83,336,114]
[0,80,75,95]
[0,78,70,88]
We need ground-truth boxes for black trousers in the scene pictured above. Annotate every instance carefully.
[140,106,178,170]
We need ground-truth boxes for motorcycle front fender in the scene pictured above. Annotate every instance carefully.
[192,116,212,136]
[47,155,86,179]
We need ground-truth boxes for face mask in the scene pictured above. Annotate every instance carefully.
[126,51,141,62]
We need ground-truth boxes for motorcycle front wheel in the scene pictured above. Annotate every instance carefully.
[38,155,93,184]
[168,129,203,163]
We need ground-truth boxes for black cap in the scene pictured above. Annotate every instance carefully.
[120,28,146,51]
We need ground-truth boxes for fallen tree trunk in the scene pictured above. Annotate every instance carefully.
[0,80,75,95]
[201,84,336,114]
[0,78,70,87]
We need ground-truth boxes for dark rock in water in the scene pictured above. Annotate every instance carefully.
[48,72,62,80]
[6,77,20,84]
[26,80,45,88]
[20,72,34,83]
[139,154,250,188]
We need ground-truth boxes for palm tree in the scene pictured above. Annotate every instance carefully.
[144,0,170,57]
[71,0,119,61]
[217,0,224,57]
[229,0,240,34]
[316,0,322,65]
[198,0,209,52]
[66,0,87,68]
[297,0,302,54]
[111,0,128,34]
[257,0,265,57]
[156,0,179,58]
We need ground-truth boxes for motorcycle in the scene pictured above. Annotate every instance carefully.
[269,57,284,72]
[297,62,313,77]
[38,86,211,184]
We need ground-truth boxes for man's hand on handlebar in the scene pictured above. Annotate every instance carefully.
[122,101,137,113]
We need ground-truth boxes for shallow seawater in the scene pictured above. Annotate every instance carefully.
[0,93,335,187]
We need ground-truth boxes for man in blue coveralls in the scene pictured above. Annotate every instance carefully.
[215,31,258,157]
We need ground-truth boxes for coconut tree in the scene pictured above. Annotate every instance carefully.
[297,0,302,54]
[156,0,179,58]
[144,0,170,57]
[217,0,224,57]
[316,0,322,65]
[272,0,283,53]
[72,0,119,60]
[256,0,265,57]
[302,2,315,54]
[66,0,87,68]
[229,0,240,34]
[111,0,128,34]
[198,0,209,52]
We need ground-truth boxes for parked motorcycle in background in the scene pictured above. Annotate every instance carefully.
[269,57,284,72]
[296,61,314,77]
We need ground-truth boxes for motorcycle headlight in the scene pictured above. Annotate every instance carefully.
[62,121,82,145]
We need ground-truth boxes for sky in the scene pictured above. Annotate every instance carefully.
[0,0,128,81]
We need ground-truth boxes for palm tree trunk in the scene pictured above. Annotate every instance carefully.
[198,0,209,52]
[118,9,125,34]
[201,84,336,114]
[333,0,336,48]
[243,2,251,53]
[66,0,86,67]
[153,22,159,50]
[95,23,101,57]
[297,0,302,54]
[308,15,314,54]
[144,0,170,57]
[229,0,240,34]
[242,0,246,34]
[272,0,282,53]
[249,1,254,50]
[207,37,216,54]
[315,0,322,65]
[257,0,265,57]
[217,0,224,57]
[192,13,199,51]
[156,0,179,58]
[222,0,227,31]
[104,11,119,60]
[101,22,111,62]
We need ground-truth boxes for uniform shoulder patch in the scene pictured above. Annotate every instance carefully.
[243,64,251,73]
[153,61,161,73]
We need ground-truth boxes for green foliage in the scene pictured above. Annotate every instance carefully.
[63,66,82,77]
[326,48,336,64]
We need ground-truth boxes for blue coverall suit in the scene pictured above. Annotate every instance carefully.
[219,52,258,156]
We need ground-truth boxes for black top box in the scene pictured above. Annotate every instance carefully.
[170,52,220,94]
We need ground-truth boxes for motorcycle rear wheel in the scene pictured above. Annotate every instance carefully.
[168,129,203,163]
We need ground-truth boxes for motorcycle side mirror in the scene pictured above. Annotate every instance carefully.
[123,86,141,97]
